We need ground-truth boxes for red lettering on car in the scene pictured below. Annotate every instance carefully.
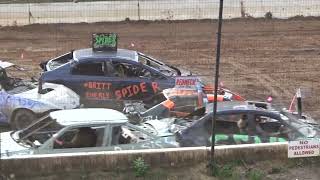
[140,82,147,92]
[115,90,122,100]
[132,85,140,95]
[126,85,134,97]
[152,82,159,93]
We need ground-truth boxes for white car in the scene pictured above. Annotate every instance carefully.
[0,108,178,158]
[0,83,80,129]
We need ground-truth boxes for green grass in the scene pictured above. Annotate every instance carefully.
[132,157,149,177]
[210,162,243,180]
[246,169,265,180]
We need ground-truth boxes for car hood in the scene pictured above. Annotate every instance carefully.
[0,60,15,69]
[142,119,176,136]
[16,83,80,109]
[0,131,31,158]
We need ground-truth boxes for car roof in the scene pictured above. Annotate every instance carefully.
[73,48,138,62]
[206,101,274,112]
[205,103,282,120]
[50,108,128,126]
[0,60,15,69]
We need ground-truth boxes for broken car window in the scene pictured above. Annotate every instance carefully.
[110,62,153,78]
[138,53,178,76]
[53,126,102,149]
[111,125,151,145]
[16,115,63,147]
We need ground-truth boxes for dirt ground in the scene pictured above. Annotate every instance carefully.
[0,18,320,180]
[11,158,320,180]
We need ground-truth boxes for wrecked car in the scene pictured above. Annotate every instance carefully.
[124,84,245,124]
[0,108,178,158]
[39,48,200,108]
[0,60,37,93]
[177,101,320,147]
[0,83,80,129]
[38,33,240,109]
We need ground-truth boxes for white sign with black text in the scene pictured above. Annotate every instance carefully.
[288,139,320,158]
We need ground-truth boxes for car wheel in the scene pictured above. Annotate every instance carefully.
[11,109,36,130]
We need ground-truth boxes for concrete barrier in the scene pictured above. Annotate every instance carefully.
[1,142,288,178]
[0,0,319,26]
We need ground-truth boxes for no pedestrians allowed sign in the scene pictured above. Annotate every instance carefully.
[288,139,320,158]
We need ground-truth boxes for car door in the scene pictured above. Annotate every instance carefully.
[215,112,288,145]
[108,124,159,151]
[105,58,170,103]
[251,113,289,142]
[66,59,112,107]
[38,125,108,154]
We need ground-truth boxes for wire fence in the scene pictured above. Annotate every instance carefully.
[1,0,320,26]
[0,0,319,120]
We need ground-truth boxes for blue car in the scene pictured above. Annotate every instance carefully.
[0,111,7,124]
[40,48,194,108]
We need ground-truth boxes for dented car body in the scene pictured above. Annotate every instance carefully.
[0,60,37,94]
[177,101,320,147]
[39,48,211,108]
[0,83,80,129]
[0,109,178,158]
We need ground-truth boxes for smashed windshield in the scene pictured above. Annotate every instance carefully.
[138,53,180,76]
[4,63,34,80]
[0,62,37,93]
[280,111,319,139]
[46,52,73,71]
[13,115,63,147]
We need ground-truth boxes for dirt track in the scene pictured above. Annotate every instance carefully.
[1,18,320,119]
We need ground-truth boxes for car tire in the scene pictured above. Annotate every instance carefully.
[11,109,36,130]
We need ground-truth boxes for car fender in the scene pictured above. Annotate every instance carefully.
[16,83,80,110]
[0,131,30,158]
[6,94,54,114]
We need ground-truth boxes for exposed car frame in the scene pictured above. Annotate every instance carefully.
[0,60,37,94]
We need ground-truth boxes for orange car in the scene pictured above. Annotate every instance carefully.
[140,85,245,119]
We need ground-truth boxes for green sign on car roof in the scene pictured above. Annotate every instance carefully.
[92,33,118,52]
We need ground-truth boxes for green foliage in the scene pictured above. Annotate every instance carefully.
[210,163,240,180]
[246,169,265,180]
[217,164,234,178]
[132,157,149,177]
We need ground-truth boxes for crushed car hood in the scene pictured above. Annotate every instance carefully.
[142,119,175,136]
[0,60,14,69]
[0,131,30,158]
[16,83,80,110]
